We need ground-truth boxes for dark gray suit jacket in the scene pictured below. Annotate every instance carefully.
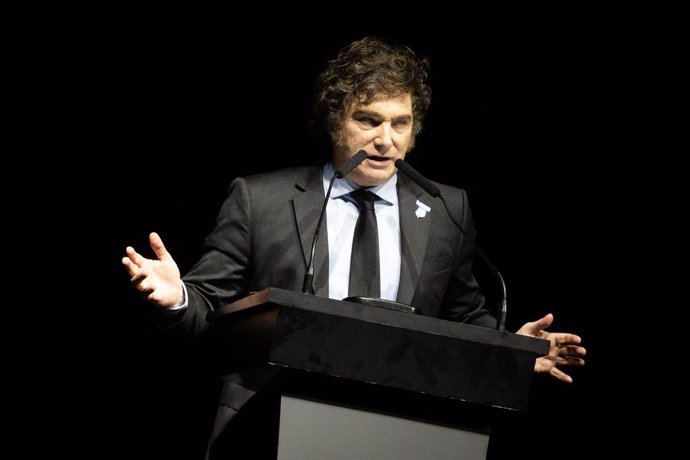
[160,164,496,458]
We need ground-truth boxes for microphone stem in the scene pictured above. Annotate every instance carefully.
[302,175,337,294]
[395,158,508,331]
[438,195,508,331]
[302,151,368,295]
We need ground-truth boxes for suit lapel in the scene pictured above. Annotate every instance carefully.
[396,176,431,305]
[292,169,432,302]
[293,168,330,297]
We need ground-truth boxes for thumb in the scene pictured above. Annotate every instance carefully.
[521,313,554,335]
[535,312,554,329]
[149,232,172,261]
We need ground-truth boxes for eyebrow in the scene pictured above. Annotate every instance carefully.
[352,109,412,122]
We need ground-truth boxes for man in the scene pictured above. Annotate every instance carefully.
[123,36,585,458]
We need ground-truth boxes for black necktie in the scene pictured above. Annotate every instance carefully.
[348,189,380,298]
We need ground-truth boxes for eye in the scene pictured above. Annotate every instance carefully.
[357,117,378,126]
[394,119,410,129]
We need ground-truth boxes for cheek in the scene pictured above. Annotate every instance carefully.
[393,132,412,148]
[342,128,373,147]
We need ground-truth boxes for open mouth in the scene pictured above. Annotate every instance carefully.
[367,155,390,163]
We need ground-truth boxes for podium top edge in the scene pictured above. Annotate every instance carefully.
[208,287,549,356]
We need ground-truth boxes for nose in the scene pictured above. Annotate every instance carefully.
[373,123,393,151]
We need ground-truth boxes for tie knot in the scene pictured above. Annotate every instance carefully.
[350,189,377,212]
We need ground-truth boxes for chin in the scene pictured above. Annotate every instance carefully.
[357,171,392,187]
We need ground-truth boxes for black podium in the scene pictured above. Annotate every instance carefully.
[208,287,548,459]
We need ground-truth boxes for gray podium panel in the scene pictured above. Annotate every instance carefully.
[278,394,489,460]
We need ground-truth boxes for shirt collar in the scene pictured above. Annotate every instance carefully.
[323,162,397,205]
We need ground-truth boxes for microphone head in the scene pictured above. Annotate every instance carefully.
[335,150,368,178]
[394,159,441,197]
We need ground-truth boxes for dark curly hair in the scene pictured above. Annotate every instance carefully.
[312,36,432,145]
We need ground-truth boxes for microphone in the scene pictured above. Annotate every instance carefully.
[394,159,441,197]
[395,159,508,331]
[302,150,368,294]
[335,149,368,179]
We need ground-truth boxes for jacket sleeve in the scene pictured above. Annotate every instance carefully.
[154,177,254,336]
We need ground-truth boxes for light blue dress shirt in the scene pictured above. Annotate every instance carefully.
[322,162,401,301]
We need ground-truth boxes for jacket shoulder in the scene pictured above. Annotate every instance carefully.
[241,165,321,190]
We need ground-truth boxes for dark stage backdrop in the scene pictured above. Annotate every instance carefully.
[42,13,647,460]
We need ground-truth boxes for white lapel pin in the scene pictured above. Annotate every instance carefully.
[415,200,431,218]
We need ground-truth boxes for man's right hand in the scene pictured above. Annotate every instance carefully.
[122,232,184,309]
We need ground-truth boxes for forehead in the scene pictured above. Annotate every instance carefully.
[348,93,413,117]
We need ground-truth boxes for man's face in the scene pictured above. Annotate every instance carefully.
[333,93,414,187]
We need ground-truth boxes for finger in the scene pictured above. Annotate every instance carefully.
[130,270,147,285]
[553,333,582,346]
[554,346,586,363]
[562,356,585,366]
[551,351,586,364]
[131,274,155,296]
[560,345,586,357]
[550,366,573,384]
[125,246,147,268]
[121,256,139,277]
[149,232,171,261]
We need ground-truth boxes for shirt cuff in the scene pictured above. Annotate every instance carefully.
[166,282,188,311]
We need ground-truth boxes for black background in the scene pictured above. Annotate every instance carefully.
[34,10,663,459]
